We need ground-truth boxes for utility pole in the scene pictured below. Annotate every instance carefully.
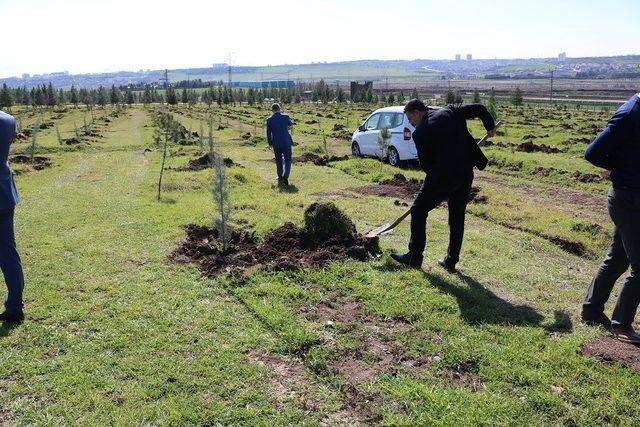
[160,69,169,89]
[228,52,233,86]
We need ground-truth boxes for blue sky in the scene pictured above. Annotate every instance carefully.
[1,0,638,78]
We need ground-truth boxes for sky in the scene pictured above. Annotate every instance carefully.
[1,0,639,78]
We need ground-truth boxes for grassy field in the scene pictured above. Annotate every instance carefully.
[1,100,638,425]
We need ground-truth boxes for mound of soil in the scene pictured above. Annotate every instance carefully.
[305,119,319,125]
[293,153,350,166]
[333,124,346,131]
[63,137,82,145]
[581,337,640,373]
[10,155,53,170]
[572,171,605,183]
[14,129,32,140]
[171,203,377,276]
[516,141,562,154]
[241,132,251,140]
[39,122,54,130]
[177,154,237,171]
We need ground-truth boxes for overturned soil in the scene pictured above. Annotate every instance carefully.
[10,155,53,170]
[351,174,487,204]
[292,152,350,166]
[516,141,562,154]
[171,222,375,277]
[175,154,238,171]
[580,337,640,373]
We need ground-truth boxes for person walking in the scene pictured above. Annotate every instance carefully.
[266,103,294,186]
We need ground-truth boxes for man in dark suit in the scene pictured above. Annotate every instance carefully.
[0,110,24,323]
[266,103,294,186]
[391,99,496,272]
[582,93,640,344]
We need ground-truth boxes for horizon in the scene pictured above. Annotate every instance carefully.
[1,0,639,79]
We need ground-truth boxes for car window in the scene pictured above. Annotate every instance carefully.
[393,113,405,128]
[364,113,380,130]
[378,113,395,130]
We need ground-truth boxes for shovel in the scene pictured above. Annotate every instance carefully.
[365,120,504,240]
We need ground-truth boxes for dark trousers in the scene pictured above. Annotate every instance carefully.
[408,176,472,264]
[273,145,292,179]
[583,187,640,327]
[0,207,24,315]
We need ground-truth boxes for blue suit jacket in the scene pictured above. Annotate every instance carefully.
[0,111,20,210]
[266,112,293,148]
[585,94,640,190]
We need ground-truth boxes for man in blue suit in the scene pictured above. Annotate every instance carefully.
[266,103,293,186]
[0,110,24,323]
[582,93,640,344]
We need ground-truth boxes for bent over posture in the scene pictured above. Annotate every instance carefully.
[391,99,495,272]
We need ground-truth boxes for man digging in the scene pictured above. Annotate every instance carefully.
[391,99,496,272]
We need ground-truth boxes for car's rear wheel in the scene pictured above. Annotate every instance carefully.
[387,146,401,167]
[351,141,362,157]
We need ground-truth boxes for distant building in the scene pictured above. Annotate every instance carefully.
[558,52,567,61]
[455,54,462,61]
[466,54,472,61]
[21,73,30,79]
[350,81,373,101]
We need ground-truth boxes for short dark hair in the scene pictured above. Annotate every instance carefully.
[271,103,281,112]
[404,99,427,113]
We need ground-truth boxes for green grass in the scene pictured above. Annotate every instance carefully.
[1,102,638,425]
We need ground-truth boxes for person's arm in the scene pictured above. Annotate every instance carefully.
[584,110,632,170]
[266,119,273,146]
[454,104,496,134]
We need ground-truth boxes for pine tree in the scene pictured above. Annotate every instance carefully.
[472,89,481,103]
[56,124,64,145]
[0,84,13,109]
[411,88,419,100]
[488,87,496,104]
[181,88,188,104]
[166,86,178,105]
[511,87,524,107]
[444,89,455,104]
[454,91,463,104]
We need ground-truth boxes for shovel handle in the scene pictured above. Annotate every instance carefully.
[477,120,504,146]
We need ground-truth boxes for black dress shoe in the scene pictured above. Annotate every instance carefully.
[581,312,612,330]
[437,258,457,273]
[390,252,422,269]
[283,178,289,186]
[0,311,24,323]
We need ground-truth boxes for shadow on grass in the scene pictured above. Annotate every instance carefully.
[277,184,299,194]
[422,270,572,330]
[0,321,21,337]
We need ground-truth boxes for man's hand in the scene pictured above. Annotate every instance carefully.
[486,128,497,138]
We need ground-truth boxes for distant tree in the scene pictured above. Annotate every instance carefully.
[387,93,395,104]
[181,88,188,104]
[488,87,496,104]
[110,85,122,105]
[397,90,405,103]
[0,84,13,109]
[70,85,79,107]
[97,86,108,107]
[487,102,498,120]
[472,89,481,103]
[57,89,65,106]
[187,90,199,108]
[444,89,455,104]
[411,87,419,100]
[46,83,55,107]
[454,91,463,104]
[126,90,135,106]
[166,86,178,105]
[511,87,524,107]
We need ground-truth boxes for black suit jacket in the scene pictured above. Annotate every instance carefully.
[412,104,493,182]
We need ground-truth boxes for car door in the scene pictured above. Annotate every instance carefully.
[358,113,381,155]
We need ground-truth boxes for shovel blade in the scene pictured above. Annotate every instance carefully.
[365,223,392,239]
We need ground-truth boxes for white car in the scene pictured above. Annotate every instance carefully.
[351,106,417,166]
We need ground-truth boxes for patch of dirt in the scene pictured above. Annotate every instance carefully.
[333,124,346,131]
[292,153,350,166]
[572,171,606,183]
[63,137,82,145]
[10,155,53,170]
[516,141,562,154]
[580,337,640,372]
[305,119,319,125]
[171,203,377,276]
[174,154,238,171]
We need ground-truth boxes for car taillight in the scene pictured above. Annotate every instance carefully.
[403,127,412,141]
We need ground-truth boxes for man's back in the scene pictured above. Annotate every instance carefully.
[585,94,640,189]
[0,111,19,209]
[266,112,292,148]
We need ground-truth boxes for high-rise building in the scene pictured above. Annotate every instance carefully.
[558,52,567,61]
[466,54,472,61]
[455,54,461,61]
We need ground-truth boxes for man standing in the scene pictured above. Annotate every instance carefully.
[266,103,293,186]
[391,99,496,272]
[582,93,640,344]
[0,110,24,323]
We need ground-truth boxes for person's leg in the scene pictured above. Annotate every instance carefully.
[0,208,24,315]
[582,227,628,319]
[273,145,284,180]
[407,180,447,262]
[609,189,640,328]
[283,144,292,181]
[443,179,472,267]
